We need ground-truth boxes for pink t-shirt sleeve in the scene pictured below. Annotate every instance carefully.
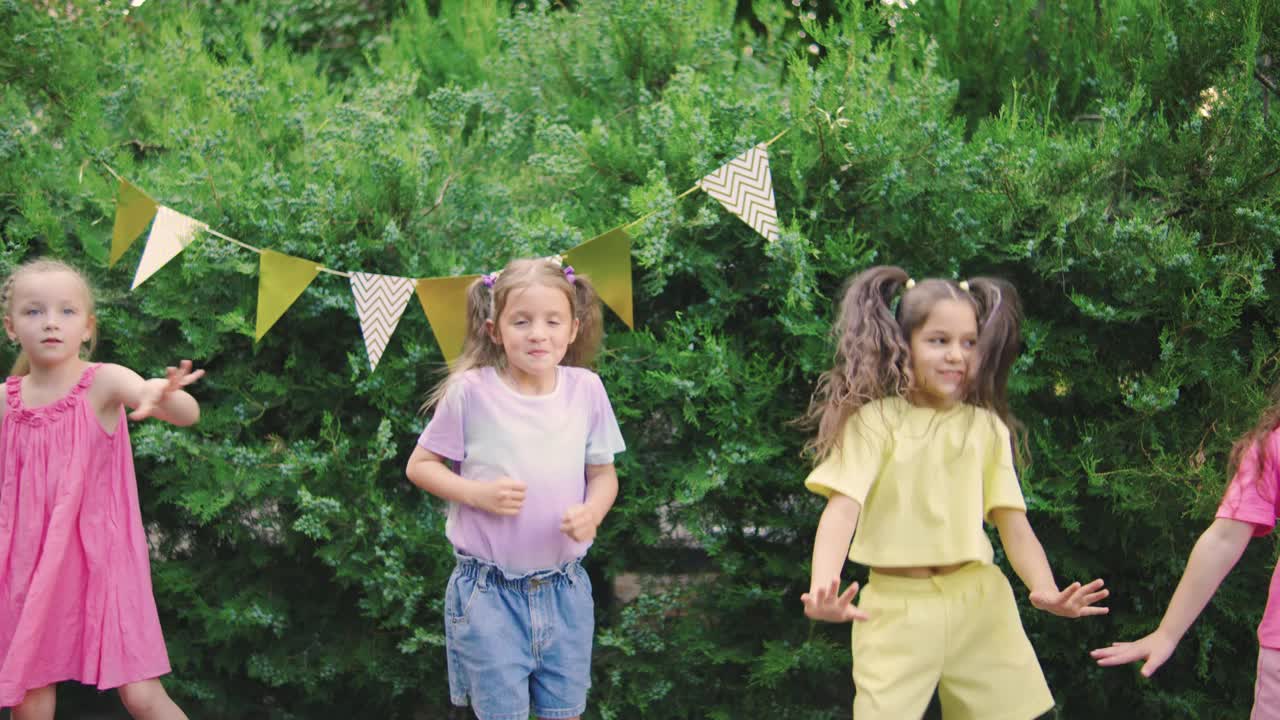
[1216,435,1280,537]
[417,380,465,462]
[585,373,625,465]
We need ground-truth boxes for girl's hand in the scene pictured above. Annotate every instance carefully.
[1029,578,1110,619]
[1090,631,1178,677]
[801,578,869,623]
[561,504,600,542]
[469,477,526,516]
[129,360,205,421]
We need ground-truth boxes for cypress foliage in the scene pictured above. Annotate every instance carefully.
[0,0,1277,716]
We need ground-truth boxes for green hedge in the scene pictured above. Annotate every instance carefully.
[1,0,1278,717]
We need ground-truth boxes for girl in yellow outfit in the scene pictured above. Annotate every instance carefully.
[800,266,1109,720]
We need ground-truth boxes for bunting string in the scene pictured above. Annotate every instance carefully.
[101,127,791,367]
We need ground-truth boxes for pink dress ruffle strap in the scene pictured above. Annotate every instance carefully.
[0,364,171,707]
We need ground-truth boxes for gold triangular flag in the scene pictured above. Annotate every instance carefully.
[131,206,206,289]
[256,250,321,342]
[415,275,481,363]
[565,228,633,328]
[110,179,158,267]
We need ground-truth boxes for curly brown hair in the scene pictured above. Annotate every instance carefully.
[802,265,1024,460]
[420,257,604,413]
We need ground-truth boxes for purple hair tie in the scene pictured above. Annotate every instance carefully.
[482,272,500,288]
[563,265,576,284]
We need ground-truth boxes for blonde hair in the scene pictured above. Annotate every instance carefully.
[420,257,605,413]
[802,265,1024,460]
[1,257,98,376]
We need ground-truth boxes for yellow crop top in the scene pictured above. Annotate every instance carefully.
[804,396,1027,568]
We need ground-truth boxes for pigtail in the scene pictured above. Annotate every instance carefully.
[419,277,505,414]
[965,276,1026,463]
[457,277,506,371]
[803,265,912,458]
[0,272,14,314]
[562,271,603,368]
[1,272,27,376]
[965,278,1021,422]
[8,353,28,378]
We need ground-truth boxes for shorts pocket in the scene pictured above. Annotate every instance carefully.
[572,562,593,597]
[857,582,896,618]
[445,568,484,625]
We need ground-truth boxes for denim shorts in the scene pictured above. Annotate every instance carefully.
[444,553,595,720]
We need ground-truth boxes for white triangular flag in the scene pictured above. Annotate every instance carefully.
[132,206,207,289]
[350,272,416,371]
[698,143,780,242]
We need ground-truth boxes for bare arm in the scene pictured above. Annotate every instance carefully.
[562,463,619,542]
[405,445,525,514]
[97,361,202,426]
[811,493,860,590]
[992,507,1056,593]
[583,463,619,521]
[801,493,869,622]
[1091,517,1254,675]
[992,507,1109,618]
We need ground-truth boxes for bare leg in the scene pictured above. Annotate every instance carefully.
[118,679,188,720]
[11,685,55,720]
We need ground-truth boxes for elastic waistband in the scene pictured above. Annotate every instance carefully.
[454,552,583,592]
[867,561,991,593]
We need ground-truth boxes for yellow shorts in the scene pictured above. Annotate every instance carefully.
[850,562,1054,720]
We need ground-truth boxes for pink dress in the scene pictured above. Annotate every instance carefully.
[0,364,170,707]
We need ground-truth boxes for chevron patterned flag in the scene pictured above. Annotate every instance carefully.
[350,272,416,372]
[698,143,780,242]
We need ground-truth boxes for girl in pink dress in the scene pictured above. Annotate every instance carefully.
[0,258,202,720]
[1092,390,1280,719]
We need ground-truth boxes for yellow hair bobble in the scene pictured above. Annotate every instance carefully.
[905,278,916,290]
[959,280,970,292]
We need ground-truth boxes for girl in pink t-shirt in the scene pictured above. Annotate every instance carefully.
[0,258,203,719]
[1092,398,1280,719]
[405,257,624,720]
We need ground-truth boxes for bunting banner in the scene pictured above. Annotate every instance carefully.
[131,206,206,289]
[256,250,321,342]
[110,178,158,267]
[698,143,780,242]
[350,272,417,372]
[103,129,787,368]
[565,228,633,329]
[416,275,483,363]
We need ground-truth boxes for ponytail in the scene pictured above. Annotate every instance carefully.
[420,277,504,414]
[803,265,912,458]
[9,353,29,377]
[562,271,603,368]
[964,277,1022,425]
[964,276,1026,464]
[1,272,22,376]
